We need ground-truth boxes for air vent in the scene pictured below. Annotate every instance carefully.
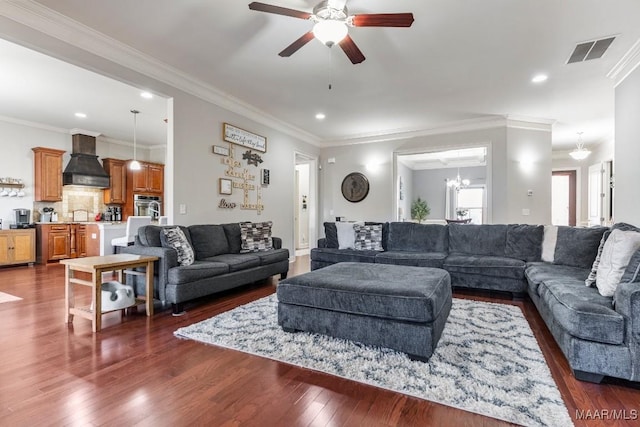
[567,37,616,64]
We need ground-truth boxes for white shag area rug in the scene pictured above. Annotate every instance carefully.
[0,291,21,304]
[175,295,573,427]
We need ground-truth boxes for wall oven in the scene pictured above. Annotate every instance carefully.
[134,195,162,220]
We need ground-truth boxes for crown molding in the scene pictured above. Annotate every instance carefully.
[608,37,640,86]
[0,0,321,146]
[0,114,68,134]
[321,115,553,147]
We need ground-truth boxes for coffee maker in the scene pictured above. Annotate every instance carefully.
[11,208,31,229]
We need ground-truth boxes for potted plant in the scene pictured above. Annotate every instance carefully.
[411,197,431,223]
[456,208,468,220]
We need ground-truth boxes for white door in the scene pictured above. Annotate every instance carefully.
[588,162,612,226]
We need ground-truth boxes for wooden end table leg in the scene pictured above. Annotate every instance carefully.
[93,270,102,332]
[65,265,73,323]
[145,261,154,317]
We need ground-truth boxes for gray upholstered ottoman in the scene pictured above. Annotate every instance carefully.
[277,262,452,361]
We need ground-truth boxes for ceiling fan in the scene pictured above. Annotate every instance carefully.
[248,0,414,64]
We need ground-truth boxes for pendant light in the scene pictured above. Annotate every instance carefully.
[129,109,141,170]
[447,150,470,191]
[569,131,591,161]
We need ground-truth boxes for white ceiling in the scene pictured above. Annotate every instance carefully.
[2,0,640,149]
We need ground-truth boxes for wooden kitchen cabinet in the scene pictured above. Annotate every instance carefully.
[36,223,87,264]
[128,161,164,195]
[0,229,36,266]
[102,158,127,204]
[32,147,65,202]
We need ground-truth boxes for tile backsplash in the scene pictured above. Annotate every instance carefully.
[33,186,106,222]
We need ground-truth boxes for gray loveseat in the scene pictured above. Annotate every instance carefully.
[310,221,640,384]
[123,223,289,315]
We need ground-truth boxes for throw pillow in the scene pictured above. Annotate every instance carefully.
[595,229,640,297]
[240,221,273,253]
[541,225,558,263]
[585,230,610,287]
[336,222,362,249]
[161,227,195,266]
[323,222,339,248]
[354,224,383,251]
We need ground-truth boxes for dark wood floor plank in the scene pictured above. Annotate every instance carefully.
[0,257,639,426]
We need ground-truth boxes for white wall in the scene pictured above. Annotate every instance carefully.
[505,126,552,225]
[614,65,640,224]
[319,123,552,226]
[295,164,310,248]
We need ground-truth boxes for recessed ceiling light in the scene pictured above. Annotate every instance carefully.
[531,74,548,83]
[315,113,326,120]
[140,91,153,99]
[74,112,87,118]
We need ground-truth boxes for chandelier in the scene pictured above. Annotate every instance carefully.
[447,168,470,191]
[569,131,591,161]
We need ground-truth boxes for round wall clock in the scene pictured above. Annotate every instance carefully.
[341,172,370,203]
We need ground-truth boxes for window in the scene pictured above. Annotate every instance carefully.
[457,186,485,224]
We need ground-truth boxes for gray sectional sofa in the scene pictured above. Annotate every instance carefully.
[311,221,640,384]
[123,223,289,315]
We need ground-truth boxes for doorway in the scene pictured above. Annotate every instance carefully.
[551,170,576,226]
[294,153,318,257]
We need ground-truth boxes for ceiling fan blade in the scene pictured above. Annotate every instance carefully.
[351,13,415,27]
[339,35,365,64]
[279,31,315,57]
[248,2,312,20]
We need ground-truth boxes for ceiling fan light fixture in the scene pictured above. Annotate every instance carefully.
[313,20,348,46]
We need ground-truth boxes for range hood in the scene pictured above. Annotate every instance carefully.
[63,134,110,188]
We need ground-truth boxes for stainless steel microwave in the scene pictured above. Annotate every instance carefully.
[134,195,162,220]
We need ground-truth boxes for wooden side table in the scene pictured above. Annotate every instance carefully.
[61,254,158,332]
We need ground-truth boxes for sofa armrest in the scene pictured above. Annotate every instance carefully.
[318,238,327,248]
[121,245,178,303]
[273,237,282,249]
[614,282,640,341]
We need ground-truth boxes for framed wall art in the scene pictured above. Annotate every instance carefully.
[223,123,267,153]
[341,172,369,203]
[212,145,229,156]
[219,178,233,195]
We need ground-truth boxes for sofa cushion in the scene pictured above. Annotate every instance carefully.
[310,248,377,264]
[505,224,543,262]
[204,253,261,272]
[255,248,290,265]
[222,223,242,254]
[375,251,447,268]
[386,222,448,252]
[161,227,195,266]
[188,224,230,259]
[538,279,624,345]
[553,226,607,269]
[167,261,229,285]
[448,224,507,257]
[525,262,590,296]
[444,254,525,280]
[596,229,640,297]
[240,221,273,252]
[138,225,192,248]
[354,224,383,251]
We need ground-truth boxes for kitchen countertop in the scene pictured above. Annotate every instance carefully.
[35,221,125,225]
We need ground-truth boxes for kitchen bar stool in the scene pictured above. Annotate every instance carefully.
[111,216,152,253]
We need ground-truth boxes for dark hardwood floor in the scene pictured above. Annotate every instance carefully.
[0,256,638,426]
